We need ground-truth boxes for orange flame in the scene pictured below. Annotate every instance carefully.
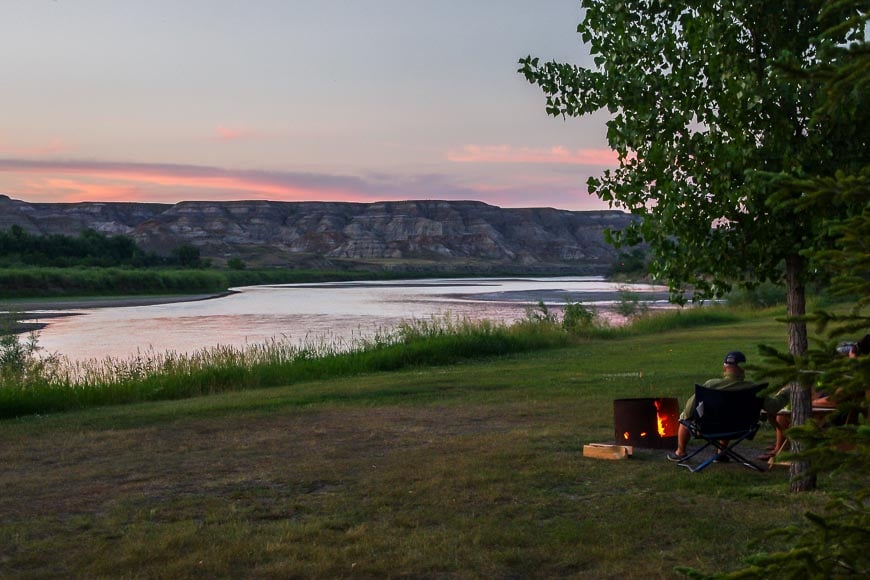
[623,432,630,440]
[654,399,675,437]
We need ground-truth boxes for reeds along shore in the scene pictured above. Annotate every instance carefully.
[0,308,737,420]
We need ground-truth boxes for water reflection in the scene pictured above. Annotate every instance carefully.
[31,277,670,362]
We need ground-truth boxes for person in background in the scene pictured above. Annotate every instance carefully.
[764,333,870,460]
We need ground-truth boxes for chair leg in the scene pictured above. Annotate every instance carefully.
[683,436,764,473]
[687,454,718,472]
[721,443,764,472]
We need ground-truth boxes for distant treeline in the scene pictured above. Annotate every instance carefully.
[0,225,621,299]
[0,267,450,299]
[0,225,203,268]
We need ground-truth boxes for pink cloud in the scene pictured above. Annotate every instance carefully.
[447,144,619,166]
[213,125,259,142]
[0,159,397,205]
[0,157,613,211]
[33,178,145,202]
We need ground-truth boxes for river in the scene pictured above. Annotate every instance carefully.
[26,277,671,362]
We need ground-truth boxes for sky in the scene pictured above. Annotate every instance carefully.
[0,0,615,211]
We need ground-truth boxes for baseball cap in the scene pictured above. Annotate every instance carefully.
[724,351,746,366]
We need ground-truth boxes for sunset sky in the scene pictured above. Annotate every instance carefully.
[1,0,615,211]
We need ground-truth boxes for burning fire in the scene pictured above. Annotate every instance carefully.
[613,397,679,448]
[654,399,675,437]
[623,430,651,439]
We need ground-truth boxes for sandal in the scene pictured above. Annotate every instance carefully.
[756,452,775,461]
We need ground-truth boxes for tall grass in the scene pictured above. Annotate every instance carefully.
[593,306,740,337]
[0,315,572,419]
[0,306,740,419]
[531,301,740,340]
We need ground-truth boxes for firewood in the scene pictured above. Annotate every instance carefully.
[583,443,633,460]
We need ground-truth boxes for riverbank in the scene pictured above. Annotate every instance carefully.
[2,292,234,333]
[4,291,235,311]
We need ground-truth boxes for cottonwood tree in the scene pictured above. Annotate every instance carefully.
[520,1,867,491]
[690,5,869,572]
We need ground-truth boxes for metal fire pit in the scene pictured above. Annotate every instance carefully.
[613,397,679,449]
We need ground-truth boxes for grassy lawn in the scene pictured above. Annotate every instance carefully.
[0,311,835,578]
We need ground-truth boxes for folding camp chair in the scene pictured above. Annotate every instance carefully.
[676,383,767,473]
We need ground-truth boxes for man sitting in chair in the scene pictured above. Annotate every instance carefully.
[668,351,787,462]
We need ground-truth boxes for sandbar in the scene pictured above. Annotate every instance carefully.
[2,292,233,333]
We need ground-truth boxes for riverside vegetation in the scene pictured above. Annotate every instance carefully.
[1,303,862,577]
[0,265,414,299]
[0,302,727,419]
[0,226,483,299]
[0,226,623,300]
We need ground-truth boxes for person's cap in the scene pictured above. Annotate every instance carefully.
[723,351,746,366]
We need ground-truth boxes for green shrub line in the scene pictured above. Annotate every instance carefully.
[0,266,581,299]
[0,267,368,299]
[0,307,737,419]
[0,266,414,299]
[0,267,227,298]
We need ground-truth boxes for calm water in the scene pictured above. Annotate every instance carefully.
[30,277,670,362]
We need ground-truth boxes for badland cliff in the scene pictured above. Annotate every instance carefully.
[0,195,632,273]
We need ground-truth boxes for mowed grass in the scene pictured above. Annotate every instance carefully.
[0,310,833,578]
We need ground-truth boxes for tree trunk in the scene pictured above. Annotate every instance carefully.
[785,254,815,492]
